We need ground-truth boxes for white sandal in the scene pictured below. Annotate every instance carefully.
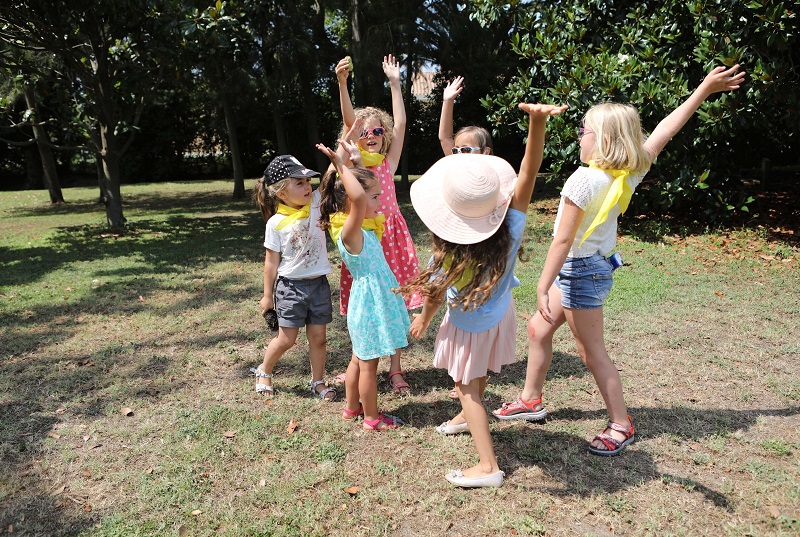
[310,379,337,402]
[250,366,274,395]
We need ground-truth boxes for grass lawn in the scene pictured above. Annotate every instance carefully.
[1,178,798,536]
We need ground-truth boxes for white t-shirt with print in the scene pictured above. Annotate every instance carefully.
[554,166,646,258]
[264,190,331,279]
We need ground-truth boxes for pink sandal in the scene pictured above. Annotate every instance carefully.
[388,370,411,395]
[362,413,404,431]
[492,394,548,421]
[342,405,363,421]
[588,415,635,456]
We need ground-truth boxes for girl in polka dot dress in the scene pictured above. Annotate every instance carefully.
[334,53,422,394]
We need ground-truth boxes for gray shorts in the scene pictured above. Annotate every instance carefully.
[275,275,333,328]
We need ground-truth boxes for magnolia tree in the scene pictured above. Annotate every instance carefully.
[471,0,798,221]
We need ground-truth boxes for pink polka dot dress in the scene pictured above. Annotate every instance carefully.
[338,159,423,315]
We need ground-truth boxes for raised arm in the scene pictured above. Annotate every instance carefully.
[316,141,366,255]
[383,54,406,173]
[438,76,464,156]
[510,103,568,212]
[644,64,745,161]
[335,57,356,129]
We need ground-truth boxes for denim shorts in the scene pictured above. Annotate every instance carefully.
[554,254,613,310]
[275,275,333,328]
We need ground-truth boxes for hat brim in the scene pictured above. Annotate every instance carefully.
[410,154,517,244]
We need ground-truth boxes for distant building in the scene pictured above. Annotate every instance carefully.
[411,70,437,100]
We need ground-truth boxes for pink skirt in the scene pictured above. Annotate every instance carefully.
[433,299,518,385]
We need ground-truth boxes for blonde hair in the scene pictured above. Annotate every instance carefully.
[340,106,394,156]
[584,103,651,173]
[454,126,493,154]
[252,177,290,222]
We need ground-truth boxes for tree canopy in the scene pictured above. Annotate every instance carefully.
[1,0,797,226]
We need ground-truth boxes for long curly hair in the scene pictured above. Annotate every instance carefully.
[339,106,394,156]
[317,167,378,231]
[398,221,526,311]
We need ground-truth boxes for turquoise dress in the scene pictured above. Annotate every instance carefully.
[337,230,410,360]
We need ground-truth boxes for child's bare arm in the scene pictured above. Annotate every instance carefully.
[511,103,568,212]
[644,64,745,161]
[316,142,366,254]
[439,76,464,156]
[336,57,357,129]
[383,54,406,173]
[409,295,442,339]
[261,249,280,313]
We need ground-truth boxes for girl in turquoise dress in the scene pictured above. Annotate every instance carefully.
[317,132,410,431]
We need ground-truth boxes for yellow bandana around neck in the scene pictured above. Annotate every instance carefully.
[579,161,633,246]
[328,211,386,245]
[442,254,475,291]
[359,149,386,168]
[274,203,310,230]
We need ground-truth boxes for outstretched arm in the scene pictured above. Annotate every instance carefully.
[335,57,356,129]
[510,103,568,212]
[409,295,443,339]
[316,142,366,255]
[438,76,464,156]
[644,64,745,161]
[383,54,406,173]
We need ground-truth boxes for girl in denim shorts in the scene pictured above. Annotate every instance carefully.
[493,65,745,456]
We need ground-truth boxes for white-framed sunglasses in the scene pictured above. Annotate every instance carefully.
[451,146,481,154]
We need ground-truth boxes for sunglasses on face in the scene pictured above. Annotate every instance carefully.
[360,127,385,138]
[577,127,594,139]
[451,146,481,154]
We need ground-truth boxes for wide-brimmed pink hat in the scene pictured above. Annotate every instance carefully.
[411,154,517,244]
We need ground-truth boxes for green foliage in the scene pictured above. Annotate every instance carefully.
[472,0,799,222]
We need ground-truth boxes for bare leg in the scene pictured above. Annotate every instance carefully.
[358,358,380,422]
[306,324,333,400]
[448,377,486,426]
[564,306,631,447]
[457,377,500,478]
[344,353,361,413]
[258,326,300,395]
[387,349,410,394]
[520,283,566,408]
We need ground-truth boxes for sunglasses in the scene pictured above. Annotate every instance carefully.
[360,127,385,138]
[451,146,481,154]
[577,127,594,139]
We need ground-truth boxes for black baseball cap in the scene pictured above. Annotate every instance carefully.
[263,155,319,186]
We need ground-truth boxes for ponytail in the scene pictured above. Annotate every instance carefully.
[317,167,379,231]
[252,177,288,222]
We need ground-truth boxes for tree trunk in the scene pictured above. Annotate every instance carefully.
[99,124,126,229]
[23,85,64,203]
[221,92,245,199]
[349,0,366,104]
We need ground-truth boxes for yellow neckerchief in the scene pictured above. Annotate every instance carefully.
[359,149,385,168]
[579,160,633,246]
[442,254,475,291]
[328,211,386,245]
[274,203,310,231]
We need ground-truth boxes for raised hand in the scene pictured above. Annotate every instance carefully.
[443,76,464,102]
[699,64,746,95]
[335,57,351,83]
[382,54,401,85]
[518,103,569,118]
[338,138,362,167]
[316,143,343,168]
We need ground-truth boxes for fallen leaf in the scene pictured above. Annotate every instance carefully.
[518,311,531,320]
[258,478,266,487]
[714,291,725,297]
[84,503,92,512]
[343,486,360,495]
[223,430,236,438]
[120,407,134,417]
[145,467,153,474]
[286,419,299,434]
[138,295,145,302]
[81,470,92,478]
[8,524,13,533]
[55,407,66,415]
[178,524,188,537]
[47,432,61,440]
[191,509,202,516]
[767,505,781,518]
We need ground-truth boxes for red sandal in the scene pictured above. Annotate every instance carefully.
[342,405,363,421]
[492,395,547,421]
[588,415,635,456]
[363,413,404,431]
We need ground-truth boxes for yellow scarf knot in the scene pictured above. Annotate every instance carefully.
[328,212,386,245]
[579,161,633,246]
[359,149,385,168]
[274,203,310,230]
